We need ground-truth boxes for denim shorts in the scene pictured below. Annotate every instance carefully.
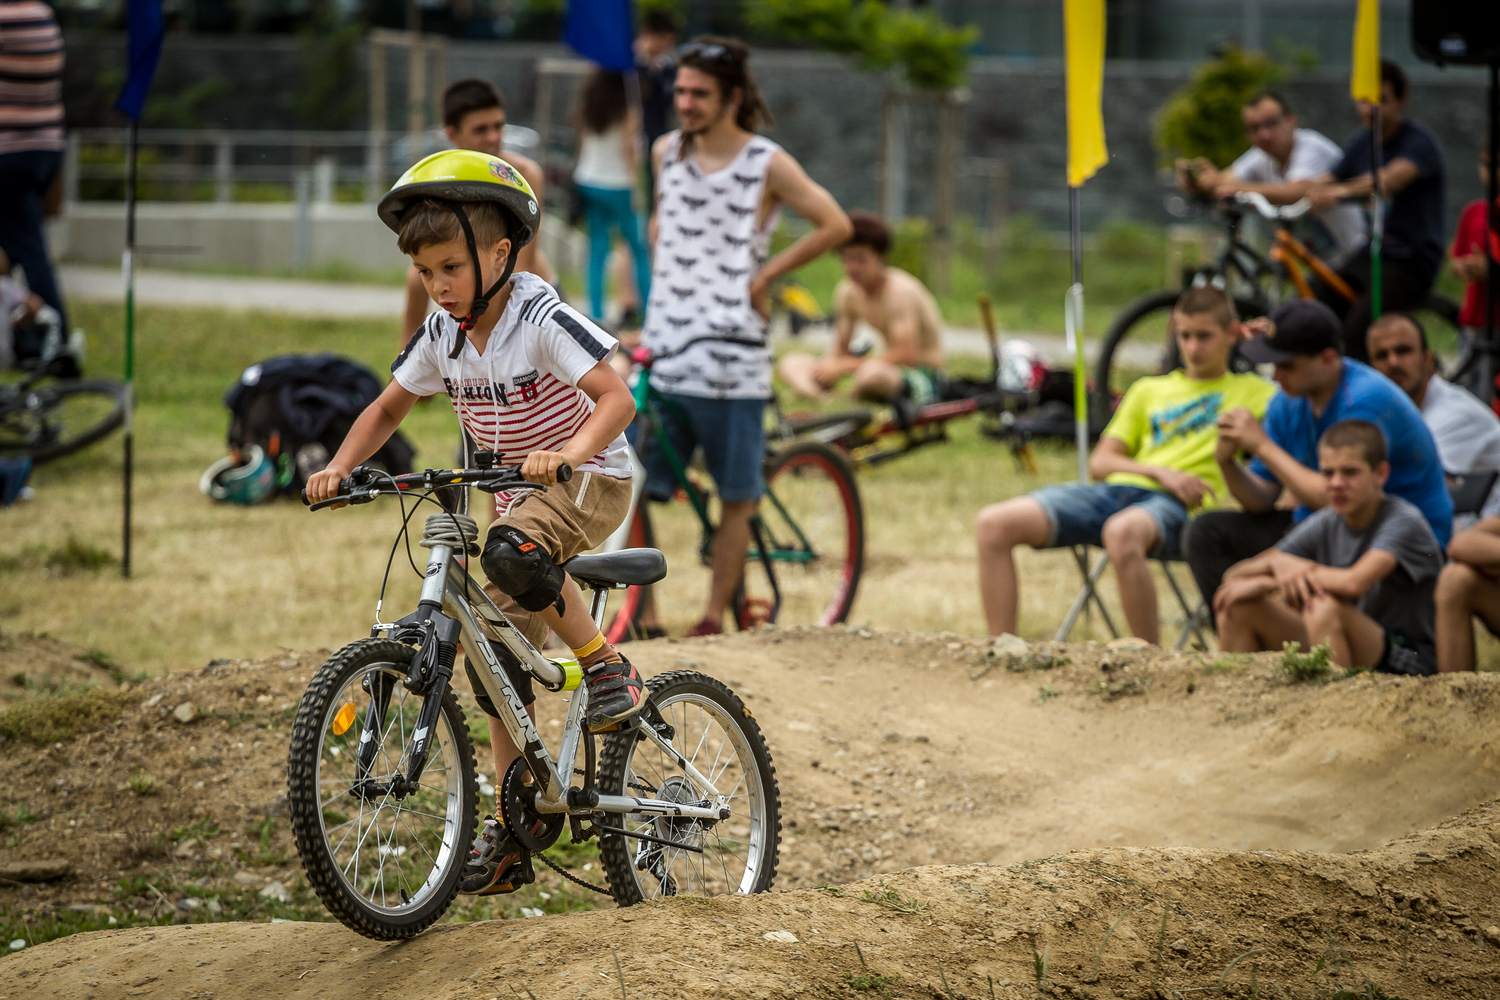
[1029,483,1188,559]
[631,392,766,503]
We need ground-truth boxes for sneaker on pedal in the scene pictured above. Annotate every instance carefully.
[584,654,645,731]
[459,816,534,896]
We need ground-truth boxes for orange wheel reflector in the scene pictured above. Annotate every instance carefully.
[332,702,357,736]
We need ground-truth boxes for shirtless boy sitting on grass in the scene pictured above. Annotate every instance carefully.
[1216,419,1443,675]
[777,211,946,405]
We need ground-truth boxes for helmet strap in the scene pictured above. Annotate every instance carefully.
[449,204,515,359]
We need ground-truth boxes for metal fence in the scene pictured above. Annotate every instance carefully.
[63,125,541,205]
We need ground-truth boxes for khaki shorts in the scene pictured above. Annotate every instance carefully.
[480,470,632,649]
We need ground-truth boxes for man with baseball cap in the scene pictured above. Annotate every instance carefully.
[1182,298,1452,618]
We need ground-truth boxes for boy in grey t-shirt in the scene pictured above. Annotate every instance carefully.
[1214,419,1443,675]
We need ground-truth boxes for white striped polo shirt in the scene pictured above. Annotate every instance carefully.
[392,272,631,514]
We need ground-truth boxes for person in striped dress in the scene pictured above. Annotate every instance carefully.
[0,0,67,334]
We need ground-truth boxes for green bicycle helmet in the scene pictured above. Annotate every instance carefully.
[378,150,541,356]
[200,444,276,505]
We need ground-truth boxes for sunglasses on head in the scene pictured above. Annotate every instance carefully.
[678,41,730,62]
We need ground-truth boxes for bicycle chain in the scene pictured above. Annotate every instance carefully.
[536,768,657,895]
[535,850,612,896]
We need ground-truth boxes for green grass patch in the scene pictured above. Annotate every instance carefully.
[846,972,901,995]
[0,535,117,576]
[0,686,135,744]
[1278,641,1332,683]
[861,879,927,914]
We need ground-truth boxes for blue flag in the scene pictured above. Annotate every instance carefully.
[115,0,165,121]
[564,0,636,72]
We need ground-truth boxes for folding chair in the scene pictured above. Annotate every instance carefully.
[1449,469,1499,521]
[1053,545,1211,651]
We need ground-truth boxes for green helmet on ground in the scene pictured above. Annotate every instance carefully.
[377,149,540,250]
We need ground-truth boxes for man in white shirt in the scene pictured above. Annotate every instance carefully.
[1179,92,1366,267]
[1367,312,1500,520]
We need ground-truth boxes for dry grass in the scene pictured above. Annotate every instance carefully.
[4,301,1495,676]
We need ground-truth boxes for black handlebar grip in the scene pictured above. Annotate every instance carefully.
[556,464,572,483]
[300,488,310,506]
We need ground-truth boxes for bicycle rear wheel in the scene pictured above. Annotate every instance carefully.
[287,638,477,940]
[596,670,780,905]
[737,440,864,628]
[0,378,127,463]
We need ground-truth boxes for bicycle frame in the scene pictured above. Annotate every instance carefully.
[386,518,731,826]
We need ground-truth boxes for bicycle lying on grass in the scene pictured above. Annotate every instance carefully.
[287,459,780,940]
[0,318,127,463]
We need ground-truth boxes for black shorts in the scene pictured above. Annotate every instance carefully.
[1375,632,1435,677]
[464,639,536,716]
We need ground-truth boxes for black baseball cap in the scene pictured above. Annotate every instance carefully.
[1239,299,1343,364]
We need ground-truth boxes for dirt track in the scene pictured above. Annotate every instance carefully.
[2,626,1499,997]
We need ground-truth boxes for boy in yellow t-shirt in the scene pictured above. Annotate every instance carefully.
[976,287,1276,643]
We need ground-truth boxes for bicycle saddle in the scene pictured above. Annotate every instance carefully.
[563,548,668,589]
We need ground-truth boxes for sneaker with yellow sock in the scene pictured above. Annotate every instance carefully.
[572,632,645,731]
[459,815,534,895]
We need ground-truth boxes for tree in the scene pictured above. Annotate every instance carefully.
[1154,46,1283,168]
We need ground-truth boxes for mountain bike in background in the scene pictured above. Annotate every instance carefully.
[1096,192,1461,413]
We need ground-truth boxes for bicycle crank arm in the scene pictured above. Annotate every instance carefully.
[589,793,729,822]
[591,822,705,855]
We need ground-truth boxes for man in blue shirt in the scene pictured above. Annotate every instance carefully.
[1182,299,1452,620]
[1306,60,1446,363]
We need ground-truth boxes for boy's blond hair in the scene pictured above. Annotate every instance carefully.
[396,198,510,256]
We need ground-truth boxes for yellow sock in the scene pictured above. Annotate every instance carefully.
[570,631,620,667]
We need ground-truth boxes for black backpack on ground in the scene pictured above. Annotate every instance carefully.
[224,354,415,497]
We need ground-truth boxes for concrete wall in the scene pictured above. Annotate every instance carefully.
[64,34,1492,233]
[50,203,584,276]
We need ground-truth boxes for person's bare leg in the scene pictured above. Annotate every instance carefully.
[1218,593,1306,653]
[1100,507,1163,645]
[703,499,758,628]
[1435,562,1500,672]
[851,359,905,402]
[778,354,829,400]
[1301,593,1386,669]
[487,704,538,788]
[975,497,1052,637]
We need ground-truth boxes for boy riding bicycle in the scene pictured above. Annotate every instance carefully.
[304,149,642,896]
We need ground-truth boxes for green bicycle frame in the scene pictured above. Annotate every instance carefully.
[631,366,817,568]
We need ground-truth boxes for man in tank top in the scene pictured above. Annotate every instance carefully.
[637,37,852,637]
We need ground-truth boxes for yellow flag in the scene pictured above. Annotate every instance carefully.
[1064,0,1108,188]
[1350,0,1381,103]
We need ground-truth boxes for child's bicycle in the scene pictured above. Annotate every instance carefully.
[287,459,780,940]
[0,311,126,463]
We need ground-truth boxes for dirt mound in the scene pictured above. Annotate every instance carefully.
[1,628,1499,996]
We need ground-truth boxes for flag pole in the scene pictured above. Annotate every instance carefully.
[1067,185,1087,483]
[122,117,137,579]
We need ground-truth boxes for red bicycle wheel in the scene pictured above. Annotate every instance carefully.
[737,441,864,628]
[603,505,653,643]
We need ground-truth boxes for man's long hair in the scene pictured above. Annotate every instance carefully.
[678,36,774,140]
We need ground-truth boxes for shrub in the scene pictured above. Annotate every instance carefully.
[0,687,135,744]
[1279,641,1332,683]
[1154,47,1283,168]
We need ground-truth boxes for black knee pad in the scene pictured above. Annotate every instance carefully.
[464,641,535,718]
[481,525,566,614]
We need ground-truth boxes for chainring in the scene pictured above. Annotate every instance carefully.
[500,757,564,852]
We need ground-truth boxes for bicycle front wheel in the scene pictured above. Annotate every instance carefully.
[738,440,864,628]
[0,378,127,463]
[287,638,477,940]
[597,670,780,905]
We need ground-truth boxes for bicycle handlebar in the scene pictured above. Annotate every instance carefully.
[300,462,572,510]
[1233,190,1312,222]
